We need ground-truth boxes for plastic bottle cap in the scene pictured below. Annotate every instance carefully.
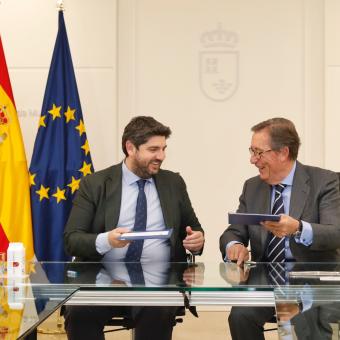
[8,302,24,310]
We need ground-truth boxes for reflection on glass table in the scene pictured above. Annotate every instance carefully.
[61,261,207,288]
[30,261,340,307]
[31,261,277,308]
[2,260,340,338]
[275,285,340,339]
[37,261,300,289]
[0,270,77,339]
[12,261,339,289]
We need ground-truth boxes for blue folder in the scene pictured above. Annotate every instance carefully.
[228,213,280,225]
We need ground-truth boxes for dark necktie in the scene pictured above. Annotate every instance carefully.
[267,183,286,263]
[125,262,145,285]
[125,179,147,262]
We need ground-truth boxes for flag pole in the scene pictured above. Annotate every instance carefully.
[38,4,67,333]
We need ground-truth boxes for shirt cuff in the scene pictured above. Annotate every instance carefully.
[95,232,112,255]
[294,221,313,246]
[300,283,313,312]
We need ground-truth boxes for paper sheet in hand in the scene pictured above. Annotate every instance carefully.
[117,229,173,240]
[228,213,280,225]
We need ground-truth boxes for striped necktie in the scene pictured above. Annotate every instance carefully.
[266,183,286,263]
[268,262,286,286]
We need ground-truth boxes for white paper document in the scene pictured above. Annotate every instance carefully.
[117,229,173,241]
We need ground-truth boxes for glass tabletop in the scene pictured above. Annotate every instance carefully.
[28,261,340,290]
[0,277,76,339]
[2,260,340,339]
[275,286,340,340]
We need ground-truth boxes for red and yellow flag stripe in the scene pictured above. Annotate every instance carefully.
[0,36,34,259]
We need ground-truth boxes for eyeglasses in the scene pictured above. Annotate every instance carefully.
[248,147,272,158]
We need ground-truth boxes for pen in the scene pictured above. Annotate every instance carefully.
[225,260,257,266]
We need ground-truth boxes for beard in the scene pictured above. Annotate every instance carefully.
[131,158,162,179]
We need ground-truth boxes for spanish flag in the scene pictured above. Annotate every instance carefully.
[0,36,34,259]
[0,282,24,340]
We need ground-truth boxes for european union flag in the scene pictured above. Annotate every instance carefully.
[29,11,94,262]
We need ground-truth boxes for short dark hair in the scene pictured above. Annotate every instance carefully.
[251,117,301,160]
[122,116,172,156]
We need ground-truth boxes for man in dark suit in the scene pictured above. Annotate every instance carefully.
[289,302,340,340]
[64,116,204,340]
[219,117,340,340]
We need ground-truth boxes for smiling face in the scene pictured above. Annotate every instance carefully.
[250,129,293,185]
[125,135,167,178]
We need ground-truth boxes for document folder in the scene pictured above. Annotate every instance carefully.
[228,212,280,225]
[117,229,173,241]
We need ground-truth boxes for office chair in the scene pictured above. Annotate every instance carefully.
[104,254,195,337]
[104,306,186,334]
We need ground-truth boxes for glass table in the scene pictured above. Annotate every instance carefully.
[273,266,340,340]
[1,261,340,339]
[0,279,76,339]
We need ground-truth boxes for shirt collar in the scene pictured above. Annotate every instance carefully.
[279,161,296,187]
[122,161,153,186]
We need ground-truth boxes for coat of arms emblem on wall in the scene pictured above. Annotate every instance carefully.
[199,23,239,102]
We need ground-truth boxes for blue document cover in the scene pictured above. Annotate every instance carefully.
[228,213,280,225]
[117,229,173,241]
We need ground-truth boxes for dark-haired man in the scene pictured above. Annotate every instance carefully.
[64,116,204,340]
[220,117,340,340]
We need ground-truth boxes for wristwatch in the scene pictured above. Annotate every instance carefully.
[293,220,303,238]
[295,297,303,312]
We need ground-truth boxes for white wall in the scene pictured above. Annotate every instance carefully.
[325,0,340,171]
[0,0,118,168]
[117,0,325,261]
[0,0,331,263]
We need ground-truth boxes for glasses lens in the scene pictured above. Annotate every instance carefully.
[249,148,259,157]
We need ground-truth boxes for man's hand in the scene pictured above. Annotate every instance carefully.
[226,243,249,266]
[221,262,250,284]
[108,227,131,248]
[276,302,301,322]
[183,226,204,252]
[182,263,205,286]
[261,214,300,238]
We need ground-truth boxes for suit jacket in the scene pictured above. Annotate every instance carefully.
[64,163,203,261]
[292,302,340,340]
[220,161,340,261]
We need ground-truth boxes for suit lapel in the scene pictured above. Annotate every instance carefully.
[289,162,309,219]
[153,171,177,251]
[153,171,172,228]
[105,164,123,231]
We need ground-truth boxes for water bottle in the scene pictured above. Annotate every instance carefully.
[7,242,25,277]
